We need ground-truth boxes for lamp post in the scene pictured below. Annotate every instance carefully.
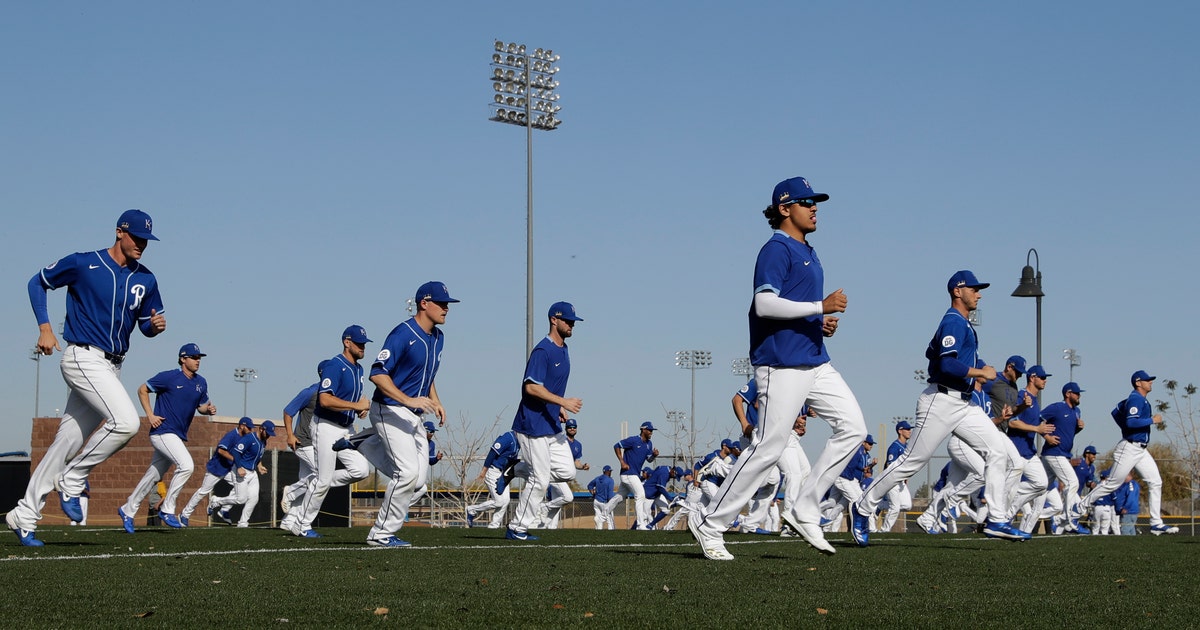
[1063,348,1081,381]
[1012,248,1044,403]
[30,349,41,418]
[233,368,257,417]
[489,40,563,358]
[675,350,712,464]
[730,357,752,379]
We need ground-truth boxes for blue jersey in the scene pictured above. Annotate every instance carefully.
[316,354,365,427]
[1007,393,1042,459]
[1073,460,1096,495]
[1040,401,1082,457]
[1093,487,1117,507]
[483,432,520,471]
[568,437,583,461]
[588,474,616,503]
[205,429,242,476]
[885,439,906,470]
[512,336,571,437]
[30,249,165,356]
[144,369,209,441]
[1113,391,1155,443]
[232,432,265,469]
[839,445,871,482]
[1114,479,1140,513]
[932,462,951,492]
[427,439,439,466]
[737,379,759,427]
[697,450,722,484]
[925,308,980,394]
[615,435,655,473]
[642,465,672,499]
[749,231,829,368]
[370,317,444,411]
[283,384,320,448]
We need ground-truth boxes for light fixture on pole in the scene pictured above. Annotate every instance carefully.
[233,367,257,417]
[730,357,752,379]
[675,350,712,465]
[30,349,41,418]
[1063,348,1081,381]
[1012,248,1044,403]
[489,39,563,358]
[665,409,687,467]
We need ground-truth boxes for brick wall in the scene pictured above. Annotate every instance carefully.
[29,415,289,527]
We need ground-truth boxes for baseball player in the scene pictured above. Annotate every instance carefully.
[1005,366,1053,533]
[117,343,218,532]
[879,421,913,532]
[507,301,585,542]
[694,440,732,503]
[664,469,704,531]
[179,417,254,525]
[588,465,619,529]
[822,435,875,530]
[690,176,868,561]
[1089,468,1116,535]
[614,422,659,530]
[288,325,373,539]
[8,210,167,547]
[1078,370,1178,535]
[1074,445,1098,497]
[777,412,813,532]
[209,420,276,527]
[1114,472,1142,535]
[850,270,1028,546]
[358,282,456,548]
[541,418,590,528]
[732,378,783,534]
[984,355,1030,431]
[406,420,446,511]
[640,465,678,529]
[466,431,521,529]
[1040,381,1089,534]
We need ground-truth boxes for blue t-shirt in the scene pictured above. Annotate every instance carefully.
[232,432,265,469]
[370,317,444,412]
[642,465,672,500]
[1114,479,1140,513]
[1040,401,1082,457]
[615,435,655,474]
[483,432,520,471]
[839,445,871,481]
[696,450,722,484]
[145,368,209,441]
[589,474,616,503]
[283,383,320,448]
[1073,460,1095,495]
[512,336,571,437]
[30,249,165,356]
[736,379,759,427]
[205,429,242,476]
[1007,394,1042,459]
[569,437,583,461]
[885,438,906,470]
[749,231,830,368]
[925,308,980,394]
[316,354,365,427]
[1112,391,1155,443]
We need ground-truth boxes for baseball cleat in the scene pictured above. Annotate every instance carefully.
[1150,524,1179,535]
[367,536,412,548]
[331,438,355,452]
[217,508,233,526]
[465,510,476,528]
[298,529,322,538]
[505,528,538,541]
[160,513,183,529]
[1072,521,1091,535]
[687,515,734,561]
[118,507,135,534]
[982,521,1031,541]
[850,505,871,547]
[59,492,85,523]
[781,510,836,554]
[236,522,249,528]
[916,513,940,534]
[279,496,291,515]
[180,516,190,527]
[6,512,44,547]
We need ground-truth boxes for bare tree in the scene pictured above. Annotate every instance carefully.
[1155,379,1199,505]
[436,409,505,519]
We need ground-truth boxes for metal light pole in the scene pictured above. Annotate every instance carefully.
[233,368,257,417]
[665,409,687,467]
[675,350,712,464]
[30,349,41,418]
[1012,248,1044,403]
[489,40,563,358]
[730,357,752,379]
[1063,348,1081,381]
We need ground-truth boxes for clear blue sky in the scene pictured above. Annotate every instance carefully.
[3,2,1197,479]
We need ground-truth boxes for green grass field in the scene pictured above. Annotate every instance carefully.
[2,525,1196,628]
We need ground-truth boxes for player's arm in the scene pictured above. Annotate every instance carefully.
[732,392,752,438]
[753,289,847,320]
[524,381,582,415]
[613,443,629,472]
[428,381,446,424]
[369,374,435,416]
[318,391,369,412]
[137,383,165,428]
[29,270,64,355]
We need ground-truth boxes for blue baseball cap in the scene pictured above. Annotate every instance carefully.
[1131,370,1156,386]
[720,438,734,449]
[1006,355,1027,375]
[1062,382,1084,395]
[639,421,656,431]
[415,281,460,304]
[238,417,253,429]
[896,421,912,432]
[548,301,583,322]
[602,464,612,472]
[1027,365,1050,379]
[423,421,438,433]
[565,418,578,429]
[1099,467,1111,479]
[947,270,989,293]
[865,434,876,445]
[730,440,742,450]
[116,209,159,241]
[671,467,683,477]
[178,343,206,358]
[772,176,829,206]
[259,420,276,437]
[317,359,329,376]
[1083,445,1098,455]
[342,325,372,344]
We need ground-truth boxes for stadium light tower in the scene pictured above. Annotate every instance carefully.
[233,367,257,417]
[730,357,752,379]
[675,350,712,464]
[1063,348,1081,381]
[489,39,563,357]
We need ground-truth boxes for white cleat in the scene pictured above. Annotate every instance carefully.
[781,510,835,555]
[688,516,734,561]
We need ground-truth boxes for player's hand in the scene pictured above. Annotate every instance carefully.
[561,397,583,414]
[148,309,166,334]
[581,463,590,471]
[999,404,1014,421]
[36,325,62,356]
[1020,391,1033,406]
[741,422,753,439]
[201,403,217,415]
[237,467,248,477]
[436,451,444,462]
[620,462,629,472]
[978,365,998,381]
[1152,414,1164,424]
[822,289,848,314]
[821,315,840,337]
[148,414,164,429]
[1036,423,1054,435]
[652,448,660,457]
[286,435,299,451]
[1045,434,1061,445]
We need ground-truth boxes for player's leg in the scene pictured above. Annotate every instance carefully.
[281,445,316,512]
[1014,459,1049,533]
[510,434,552,535]
[795,364,867,526]
[1132,450,1166,527]
[950,405,1015,527]
[857,390,950,517]
[156,434,194,516]
[294,419,344,534]
[57,351,142,498]
[236,472,260,526]
[1081,442,1135,511]
[122,447,170,520]
[367,405,424,543]
[180,472,221,520]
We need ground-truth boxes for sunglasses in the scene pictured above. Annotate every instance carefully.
[786,199,818,208]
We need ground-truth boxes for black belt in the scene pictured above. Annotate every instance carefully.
[74,343,125,365]
[935,384,971,401]
[1125,439,1148,448]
